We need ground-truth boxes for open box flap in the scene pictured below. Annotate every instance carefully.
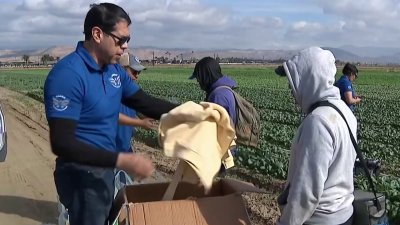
[220,178,265,195]
[119,194,251,225]
[109,178,264,223]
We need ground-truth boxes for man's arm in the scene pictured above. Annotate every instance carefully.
[49,118,154,178]
[118,113,157,130]
[48,118,118,167]
[344,91,361,105]
[122,89,178,120]
[118,65,178,119]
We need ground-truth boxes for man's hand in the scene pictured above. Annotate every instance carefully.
[116,153,154,180]
[140,118,158,130]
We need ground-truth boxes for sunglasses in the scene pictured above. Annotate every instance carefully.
[104,31,131,47]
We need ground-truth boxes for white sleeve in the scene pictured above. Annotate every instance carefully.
[277,115,335,225]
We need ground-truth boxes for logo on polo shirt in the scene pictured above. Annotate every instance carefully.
[109,74,121,88]
[52,95,70,111]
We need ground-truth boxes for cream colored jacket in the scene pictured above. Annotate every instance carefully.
[158,101,236,190]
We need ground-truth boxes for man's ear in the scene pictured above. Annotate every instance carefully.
[92,26,103,44]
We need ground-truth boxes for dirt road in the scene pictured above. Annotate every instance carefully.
[0,88,57,225]
[0,87,281,225]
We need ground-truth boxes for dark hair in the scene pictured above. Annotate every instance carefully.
[193,57,223,92]
[342,63,358,76]
[84,3,131,41]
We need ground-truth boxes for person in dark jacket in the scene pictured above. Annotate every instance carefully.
[189,57,237,126]
[189,57,237,175]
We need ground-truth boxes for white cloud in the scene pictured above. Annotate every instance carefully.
[280,0,400,48]
[291,21,322,31]
[0,0,398,51]
[16,0,90,17]
[315,0,400,30]
[245,17,283,28]
[122,0,230,28]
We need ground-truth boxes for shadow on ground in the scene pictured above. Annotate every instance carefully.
[0,195,57,224]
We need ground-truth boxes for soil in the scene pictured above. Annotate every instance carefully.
[0,87,282,225]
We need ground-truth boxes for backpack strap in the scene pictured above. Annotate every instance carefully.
[207,85,238,122]
[309,101,382,211]
[208,86,234,99]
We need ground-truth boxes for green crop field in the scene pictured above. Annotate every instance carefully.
[0,65,399,222]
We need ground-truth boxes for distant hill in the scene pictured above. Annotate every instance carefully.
[0,45,399,65]
[37,46,75,57]
[374,53,400,64]
[339,45,400,58]
[323,47,400,64]
[129,48,298,62]
[131,47,400,64]
[0,46,74,62]
[323,47,363,62]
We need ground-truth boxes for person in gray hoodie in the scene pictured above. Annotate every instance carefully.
[275,47,357,225]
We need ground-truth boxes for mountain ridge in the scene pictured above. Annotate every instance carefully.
[0,45,399,64]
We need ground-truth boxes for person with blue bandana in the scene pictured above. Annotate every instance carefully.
[44,3,177,225]
[334,63,362,111]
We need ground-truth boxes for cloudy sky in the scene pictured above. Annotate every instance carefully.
[0,0,399,50]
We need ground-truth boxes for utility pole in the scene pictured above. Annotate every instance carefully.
[152,51,155,67]
[180,53,183,66]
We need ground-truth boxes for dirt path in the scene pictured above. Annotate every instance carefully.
[0,88,57,225]
[0,87,281,225]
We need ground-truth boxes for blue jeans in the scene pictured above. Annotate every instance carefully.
[54,159,115,225]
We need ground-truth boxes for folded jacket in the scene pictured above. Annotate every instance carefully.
[158,101,236,191]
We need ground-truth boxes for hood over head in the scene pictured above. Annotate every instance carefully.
[283,47,340,112]
[191,57,223,91]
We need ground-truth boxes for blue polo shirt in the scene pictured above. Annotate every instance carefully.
[44,41,139,152]
[116,105,136,152]
[334,75,355,110]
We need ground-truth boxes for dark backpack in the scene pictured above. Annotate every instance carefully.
[209,86,261,148]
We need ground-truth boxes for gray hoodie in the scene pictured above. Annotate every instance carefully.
[277,47,357,225]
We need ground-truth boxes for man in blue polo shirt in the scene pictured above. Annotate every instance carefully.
[44,3,177,225]
[334,63,362,111]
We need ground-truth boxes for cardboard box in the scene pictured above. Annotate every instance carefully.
[110,178,264,225]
